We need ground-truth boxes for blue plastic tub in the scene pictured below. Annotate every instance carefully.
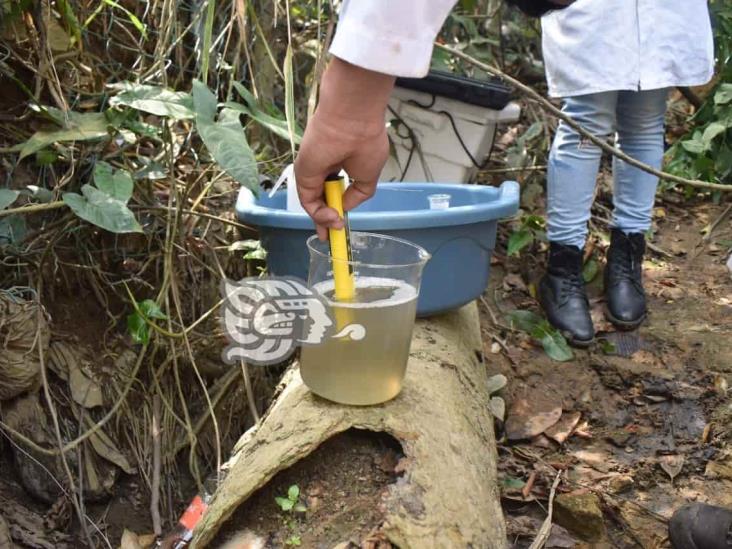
[236,181,519,316]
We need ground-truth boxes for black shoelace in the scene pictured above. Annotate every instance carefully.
[608,246,644,293]
[559,272,587,302]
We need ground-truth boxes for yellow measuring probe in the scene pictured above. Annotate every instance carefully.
[324,174,355,302]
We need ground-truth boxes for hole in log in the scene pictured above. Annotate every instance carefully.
[213,429,404,548]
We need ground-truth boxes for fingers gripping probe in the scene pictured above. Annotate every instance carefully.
[323,173,355,330]
[324,173,355,301]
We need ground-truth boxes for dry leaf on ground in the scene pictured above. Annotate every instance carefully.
[505,390,562,441]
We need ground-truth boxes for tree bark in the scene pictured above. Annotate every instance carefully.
[192,302,506,548]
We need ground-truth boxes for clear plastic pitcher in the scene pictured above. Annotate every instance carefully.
[300,232,430,405]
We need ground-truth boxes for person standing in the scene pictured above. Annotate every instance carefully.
[536,0,715,345]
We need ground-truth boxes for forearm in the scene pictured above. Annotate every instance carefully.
[316,58,396,135]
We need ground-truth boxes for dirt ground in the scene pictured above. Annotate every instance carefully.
[484,197,732,548]
[213,430,403,549]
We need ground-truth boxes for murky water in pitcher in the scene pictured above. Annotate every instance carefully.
[299,276,418,405]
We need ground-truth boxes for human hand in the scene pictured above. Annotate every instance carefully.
[295,58,395,240]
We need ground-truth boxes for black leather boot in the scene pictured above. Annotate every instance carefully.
[604,229,647,329]
[538,243,595,347]
[669,503,732,549]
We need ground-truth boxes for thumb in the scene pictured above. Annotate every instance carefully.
[342,178,377,212]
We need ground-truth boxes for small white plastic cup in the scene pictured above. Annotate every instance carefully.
[428,193,451,210]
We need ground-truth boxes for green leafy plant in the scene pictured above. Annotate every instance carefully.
[62,161,141,234]
[83,0,147,39]
[228,239,268,261]
[227,82,303,143]
[275,485,306,546]
[507,214,546,256]
[15,107,112,160]
[192,79,260,191]
[275,485,307,514]
[667,83,732,187]
[597,338,617,355]
[507,310,573,362]
[108,82,195,120]
[666,1,732,190]
[126,298,168,345]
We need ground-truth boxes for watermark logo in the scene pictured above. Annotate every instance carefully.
[220,277,365,365]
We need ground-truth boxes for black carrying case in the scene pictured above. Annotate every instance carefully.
[395,70,512,110]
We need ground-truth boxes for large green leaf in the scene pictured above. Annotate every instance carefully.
[93,161,133,202]
[108,82,195,120]
[507,309,543,332]
[532,321,574,362]
[0,189,20,210]
[231,82,303,141]
[192,79,217,120]
[63,184,142,233]
[19,112,110,159]
[127,298,167,344]
[681,138,705,155]
[507,228,533,256]
[715,145,732,178]
[507,310,573,362]
[275,497,294,512]
[702,122,728,148]
[192,80,259,191]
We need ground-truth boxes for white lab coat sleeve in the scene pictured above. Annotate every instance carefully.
[329,0,457,77]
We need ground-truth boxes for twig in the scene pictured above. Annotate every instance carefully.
[0,200,254,231]
[479,295,519,334]
[511,445,669,523]
[0,200,66,218]
[687,203,732,261]
[528,472,562,549]
[677,86,702,109]
[481,165,547,174]
[702,203,732,242]
[240,360,261,423]
[170,241,223,482]
[522,470,537,499]
[150,395,163,537]
[169,367,240,458]
[437,44,732,193]
[36,310,95,547]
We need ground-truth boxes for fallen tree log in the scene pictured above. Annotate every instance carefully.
[193,302,506,548]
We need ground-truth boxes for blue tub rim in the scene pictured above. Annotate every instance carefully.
[236,181,520,231]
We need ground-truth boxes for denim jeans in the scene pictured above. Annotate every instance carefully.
[547,88,669,248]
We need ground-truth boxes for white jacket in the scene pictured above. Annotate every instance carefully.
[329,0,715,97]
[541,0,715,97]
